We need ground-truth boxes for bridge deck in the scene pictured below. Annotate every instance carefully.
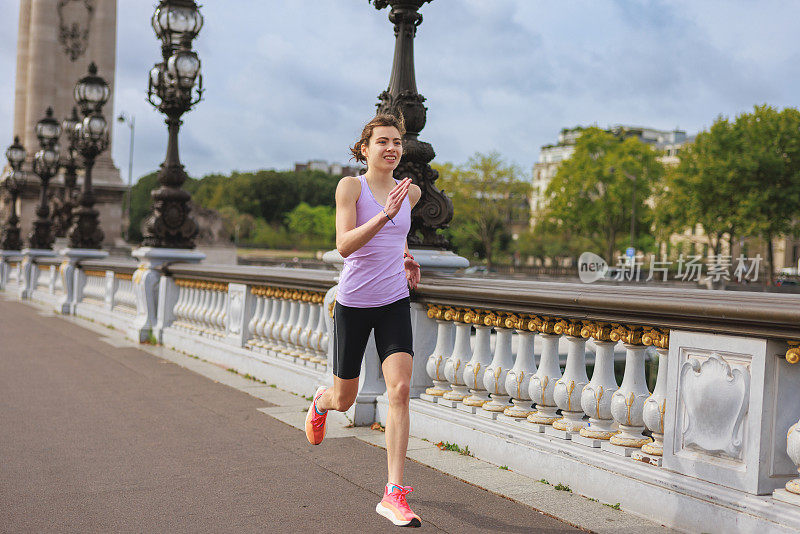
[0,298,580,533]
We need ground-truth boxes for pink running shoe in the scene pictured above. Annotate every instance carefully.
[376,484,421,527]
[304,386,328,445]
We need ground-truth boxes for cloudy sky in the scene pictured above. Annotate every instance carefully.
[1,0,799,184]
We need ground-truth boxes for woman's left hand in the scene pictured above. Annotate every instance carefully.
[404,256,421,290]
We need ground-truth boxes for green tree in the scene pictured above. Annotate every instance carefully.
[543,128,664,263]
[285,202,336,245]
[436,153,531,268]
[656,105,800,283]
[734,105,800,284]
[654,117,740,259]
[191,169,337,223]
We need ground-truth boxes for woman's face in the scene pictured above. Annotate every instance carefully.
[362,125,402,172]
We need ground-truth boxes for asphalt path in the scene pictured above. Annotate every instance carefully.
[0,299,579,533]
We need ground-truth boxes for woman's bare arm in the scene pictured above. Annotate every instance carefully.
[335,177,411,258]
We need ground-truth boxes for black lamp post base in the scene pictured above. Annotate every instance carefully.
[141,186,199,249]
[1,225,23,251]
[28,220,54,250]
[67,206,105,249]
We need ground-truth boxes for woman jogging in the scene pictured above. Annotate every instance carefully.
[305,113,423,527]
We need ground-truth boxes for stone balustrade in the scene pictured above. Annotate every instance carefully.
[3,258,800,532]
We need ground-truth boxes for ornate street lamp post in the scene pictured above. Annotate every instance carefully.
[67,62,110,249]
[0,137,26,290]
[131,0,206,343]
[52,108,81,238]
[372,0,454,250]
[2,137,26,251]
[28,107,62,250]
[18,108,61,299]
[142,0,204,249]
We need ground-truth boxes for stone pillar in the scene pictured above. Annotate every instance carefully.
[23,0,58,156]
[13,0,32,141]
[87,0,118,182]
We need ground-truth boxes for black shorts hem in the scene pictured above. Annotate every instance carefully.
[332,368,361,380]
[379,346,415,362]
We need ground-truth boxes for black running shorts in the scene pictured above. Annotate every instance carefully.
[333,297,414,380]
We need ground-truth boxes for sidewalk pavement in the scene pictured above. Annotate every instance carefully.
[0,297,673,533]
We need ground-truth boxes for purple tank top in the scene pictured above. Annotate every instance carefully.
[337,175,411,307]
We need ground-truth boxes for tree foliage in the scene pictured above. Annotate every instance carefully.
[128,169,339,248]
[656,105,800,282]
[541,127,664,262]
[436,153,531,267]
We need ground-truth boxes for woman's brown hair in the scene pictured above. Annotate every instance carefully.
[349,113,406,164]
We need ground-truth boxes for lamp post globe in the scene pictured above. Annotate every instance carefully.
[6,136,26,171]
[73,62,110,116]
[142,0,204,249]
[34,108,61,148]
[151,0,204,53]
[167,49,201,90]
[66,63,111,250]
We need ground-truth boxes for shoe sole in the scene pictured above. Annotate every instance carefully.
[375,503,421,527]
[305,386,327,445]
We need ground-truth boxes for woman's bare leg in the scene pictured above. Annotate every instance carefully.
[316,375,359,412]
[381,352,413,485]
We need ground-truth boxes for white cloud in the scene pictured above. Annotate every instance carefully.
[1,1,799,183]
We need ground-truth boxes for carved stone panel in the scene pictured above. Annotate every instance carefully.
[664,331,799,495]
[679,353,750,460]
[58,0,95,61]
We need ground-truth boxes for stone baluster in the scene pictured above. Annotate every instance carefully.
[310,293,327,363]
[604,325,653,455]
[172,281,187,329]
[204,283,218,333]
[575,323,619,447]
[298,293,319,360]
[192,283,206,331]
[550,319,590,437]
[786,420,800,497]
[180,281,194,330]
[503,315,538,419]
[254,288,274,348]
[441,308,473,406]
[182,282,197,330]
[202,284,217,334]
[188,282,204,331]
[247,288,264,345]
[291,292,310,358]
[309,293,326,362]
[311,295,330,364]
[423,306,455,399]
[197,283,211,334]
[461,310,494,411]
[635,329,670,465]
[215,284,228,335]
[267,290,289,353]
[527,317,563,430]
[481,313,517,415]
[279,291,301,356]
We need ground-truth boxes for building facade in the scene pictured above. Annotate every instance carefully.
[294,160,364,177]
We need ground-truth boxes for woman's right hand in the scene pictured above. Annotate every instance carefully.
[384,178,411,219]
